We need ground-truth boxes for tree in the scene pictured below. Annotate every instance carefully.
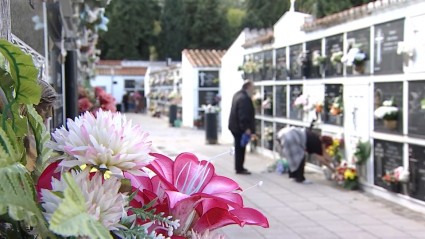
[226,7,246,40]
[98,0,161,60]
[295,0,375,18]
[189,0,230,49]
[160,0,186,61]
[241,0,290,29]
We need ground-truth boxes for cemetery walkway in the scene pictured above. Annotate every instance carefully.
[128,113,425,239]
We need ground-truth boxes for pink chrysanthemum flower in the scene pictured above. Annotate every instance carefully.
[40,169,128,231]
[48,110,154,176]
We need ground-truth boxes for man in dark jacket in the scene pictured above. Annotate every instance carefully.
[228,80,256,175]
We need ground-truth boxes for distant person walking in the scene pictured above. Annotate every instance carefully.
[276,126,335,184]
[228,80,256,175]
[122,92,129,113]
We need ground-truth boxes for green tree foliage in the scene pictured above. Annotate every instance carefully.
[295,0,375,18]
[241,0,290,29]
[98,0,161,60]
[160,0,186,60]
[189,0,230,49]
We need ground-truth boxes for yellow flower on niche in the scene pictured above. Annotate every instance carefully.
[344,169,357,180]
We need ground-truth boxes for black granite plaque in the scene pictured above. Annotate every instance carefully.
[325,34,344,77]
[198,71,219,88]
[51,47,64,130]
[373,18,405,75]
[347,28,371,75]
[255,119,261,138]
[306,39,323,79]
[322,84,343,126]
[253,52,264,81]
[374,139,404,190]
[289,85,303,120]
[264,86,274,116]
[275,86,287,117]
[276,47,287,80]
[374,82,403,134]
[264,50,274,80]
[198,90,219,107]
[408,81,425,138]
[289,44,303,80]
[408,144,425,201]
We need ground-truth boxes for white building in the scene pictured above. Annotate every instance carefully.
[181,49,226,128]
[220,0,425,212]
[93,60,148,104]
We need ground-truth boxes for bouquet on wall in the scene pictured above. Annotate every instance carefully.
[238,61,259,74]
[293,94,314,111]
[325,138,344,163]
[397,41,415,66]
[202,104,221,113]
[382,167,410,184]
[262,98,273,109]
[78,85,117,114]
[168,91,182,105]
[330,96,343,116]
[335,160,359,190]
[374,97,399,130]
[330,51,344,65]
[353,140,372,165]
[264,127,274,141]
[341,44,367,72]
[315,99,324,113]
[312,50,327,67]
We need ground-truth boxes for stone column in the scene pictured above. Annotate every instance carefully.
[0,0,11,41]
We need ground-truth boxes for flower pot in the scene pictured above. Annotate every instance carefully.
[354,63,365,74]
[383,120,397,130]
[390,182,401,193]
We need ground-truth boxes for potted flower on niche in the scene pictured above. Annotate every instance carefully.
[397,41,415,66]
[264,126,274,150]
[330,96,343,125]
[331,51,344,74]
[312,50,327,76]
[341,44,367,73]
[316,99,324,122]
[238,61,259,80]
[383,167,409,193]
[374,97,399,130]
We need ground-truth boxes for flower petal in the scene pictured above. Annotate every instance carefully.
[36,161,61,201]
[201,175,241,194]
[148,153,175,183]
[192,207,242,234]
[124,172,153,191]
[230,207,269,228]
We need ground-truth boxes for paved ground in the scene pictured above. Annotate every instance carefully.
[127,113,425,239]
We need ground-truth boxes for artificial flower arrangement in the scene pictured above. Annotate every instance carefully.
[330,51,344,65]
[335,160,359,190]
[168,91,182,105]
[252,92,262,109]
[353,140,372,165]
[78,85,117,114]
[382,167,410,184]
[0,43,269,238]
[374,97,399,130]
[261,98,272,110]
[325,138,344,163]
[237,61,259,74]
[315,99,324,113]
[397,41,415,66]
[213,78,220,85]
[312,50,327,67]
[330,96,343,116]
[202,104,221,113]
[421,99,425,110]
[264,127,274,141]
[293,94,314,111]
[341,44,367,73]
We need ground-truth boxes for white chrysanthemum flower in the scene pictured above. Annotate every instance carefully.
[41,170,128,231]
[191,230,225,239]
[374,106,398,119]
[48,110,154,175]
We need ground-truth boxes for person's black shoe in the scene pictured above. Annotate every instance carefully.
[236,170,251,175]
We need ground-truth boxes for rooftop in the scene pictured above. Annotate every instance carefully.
[182,49,226,68]
[301,0,409,32]
[241,28,274,48]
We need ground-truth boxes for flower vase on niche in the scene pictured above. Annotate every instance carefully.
[374,97,398,131]
[397,42,415,67]
[341,44,366,74]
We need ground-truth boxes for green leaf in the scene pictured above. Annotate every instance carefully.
[0,118,19,164]
[0,66,14,101]
[0,163,54,238]
[8,103,29,137]
[0,40,41,105]
[48,173,113,239]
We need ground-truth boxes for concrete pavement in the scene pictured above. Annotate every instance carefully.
[127,113,425,239]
